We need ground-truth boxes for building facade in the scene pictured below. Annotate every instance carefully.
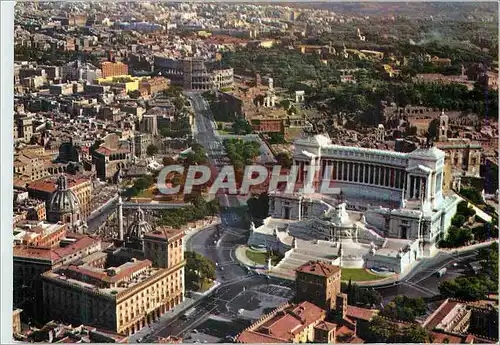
[295,261,341,312]
[41,229,185,335]
[154,55,233,91]
[249,134,462,277]
[101,62,129,78]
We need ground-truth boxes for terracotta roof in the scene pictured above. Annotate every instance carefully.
[464,334,475,343]
[144,228,184,241]
[95,146,112,155]
[295,261,340,277]
[27,175,90,194]
[429,331,464,344]
[346,306,378,321]
[63,259,152,284]
[336,325,354,336]
[14,234,99,263]
[236,330,287,343]
[347,335,365,343]
[314,320,337,331]
[237,301,325,343]
[95,146,129,156]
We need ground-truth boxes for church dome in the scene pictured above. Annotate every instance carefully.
[47,175,80,216]
[127,208,152,239]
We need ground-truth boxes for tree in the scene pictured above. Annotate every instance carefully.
[451,214,467,228]
[460,187,484,204]
[147,144,159,157]
[162,156,177,166]
[399,324,432,343]
[478,243,498,285]
[275,152,292,169]
[367,316,431,343]
[472,222,498,242]
[427,119,440,140]
[232,118,254,135]
[380,296,427,322]
[247,193,270,220]
[440,225,473,248]
[266,132,286,145]
[185,251,216,291]
[457,201,476,218]
[367,316,398,343]
[438,276,489,301]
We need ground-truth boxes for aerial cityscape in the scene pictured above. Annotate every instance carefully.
[9,1,499,344]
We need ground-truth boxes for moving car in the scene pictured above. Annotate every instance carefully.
[436,267,447,277]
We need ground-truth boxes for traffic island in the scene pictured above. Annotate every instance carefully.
[340,268,388,282]
[235,245,268,269]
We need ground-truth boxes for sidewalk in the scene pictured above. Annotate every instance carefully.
[183,217,221,245]
[127,296,197,343]
[190,280,221,299]
[127,281,221,342]
[438,239,498,253]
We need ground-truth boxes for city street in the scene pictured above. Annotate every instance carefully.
[374,248,481,303]
[188,92,226,167]
[142,224,295,343]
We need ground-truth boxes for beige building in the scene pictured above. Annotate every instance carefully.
[14,114,34,143]
[435,139,482,177]
[13,152,51,182]
[13,309,22,335]
[41,228,185,335]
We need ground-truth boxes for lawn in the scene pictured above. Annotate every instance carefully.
[341,268,384,282]
[200,278,215,292]
[136,188,155,199]
[246,249,282,265]
[217,129,232,135]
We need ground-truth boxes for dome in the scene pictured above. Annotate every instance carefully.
[47,175,80,216]
[127,208,152,239]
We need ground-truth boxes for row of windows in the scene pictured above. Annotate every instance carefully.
[120,271,182,310]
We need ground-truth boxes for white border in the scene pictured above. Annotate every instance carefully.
[1,1,14,344]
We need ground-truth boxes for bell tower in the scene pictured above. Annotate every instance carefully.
[439,110,449,142]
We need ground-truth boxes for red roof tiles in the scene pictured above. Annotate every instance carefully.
[63,259,152,284]
[27,175,90,194]
[14,235,100,263]
[295,261,341,277]
[429,331,464,344]
[237,301,326,343]
[346,306,378,321]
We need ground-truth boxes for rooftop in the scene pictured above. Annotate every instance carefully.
[143,228,184,242]
[27,175,90,194]
[345,305,379,321]
[43,256,165,297]
[296,260,341,277]
[238,301,325,343]
[14,233,100,264]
